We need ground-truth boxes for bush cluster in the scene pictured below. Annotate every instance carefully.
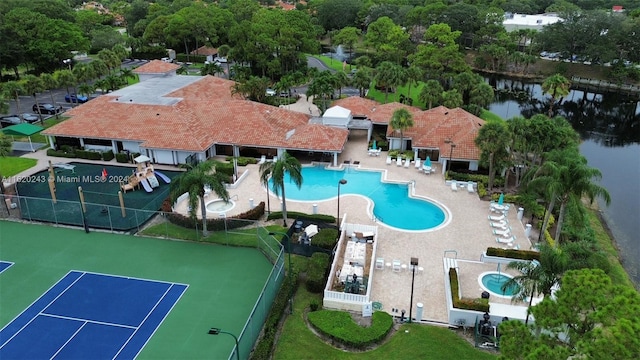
[166,201,265,232]
[46,148,76,158]
[102,150,115,161]
[486,247,540,261]
[249,266,299,360]
[224,156,257,166]
[74,149,102,160]
[306,252,330,293]
[175,53,207,63]
[310,228,339,250]
[46,148,113,161]
[267,211,334,224]
[307,310,393,349]
[449,268,490,312]
[115,152,129,163]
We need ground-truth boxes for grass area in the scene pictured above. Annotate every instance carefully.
[0,157,37,177]
[480,109,504,123]
[367,82,426,108]
[274,284,497,359]
[310,54,355,73]
[587,209,635,289]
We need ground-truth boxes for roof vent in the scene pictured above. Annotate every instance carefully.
[129,99,133,102]
[444,112,449,115]
[156,113,160,116]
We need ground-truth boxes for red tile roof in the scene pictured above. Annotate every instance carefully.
[190,46,218,56]
[44,76,349,153]
[133,60,181,74]
[335,98,485,160]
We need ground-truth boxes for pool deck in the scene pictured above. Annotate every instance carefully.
[9,130,534,324]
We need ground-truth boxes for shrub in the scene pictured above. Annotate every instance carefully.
[486,247,540,261]
[311,228,339,250]
[267,211,334,224]
[307,310,393,349]
[306,252,330,293]
[477,182,487,198]
[102,150,115,161]
[75,150,102,160]
[115,152,129,163]
[47,149,76,158]
[449,268,490,312]
[166,202,265,232]
[224,156,257,166]
[175,53,207,63]
[309,299,320,312]
[388,149,400,158]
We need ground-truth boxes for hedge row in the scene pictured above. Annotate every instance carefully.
[311,228,339,250]
[249,267,299,360]
[224,156,258,166]
[175,53,207,63]
[166,202,265,232]
[47,148,114,161]
[486,247,540,261]
[306,252,330,293]
[449,268,490,312]
[307,310,393,349]
[267,211,335,224]
[449,171,505,188]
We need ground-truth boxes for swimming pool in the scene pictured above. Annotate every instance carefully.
[271,166,446,231]
[479,272,519,298]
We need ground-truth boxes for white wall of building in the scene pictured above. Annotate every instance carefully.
[121,141,141,153]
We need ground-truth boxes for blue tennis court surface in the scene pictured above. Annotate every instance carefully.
[0,271,188,359]
[0,261,13,274]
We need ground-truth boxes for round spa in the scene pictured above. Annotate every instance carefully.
[205,199,235,214]
[478,271,519,298]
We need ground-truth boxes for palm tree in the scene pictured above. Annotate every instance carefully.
[331,71,350,99]
[119,68,137,84]
[351,68,372,98]
[306,71,335,113]
[542,74,571,117]
[441,89,463,108]
[475,122,511,191]
[404,65,423,100]
[22,75,45,124]
[231,76,271,103]
[169,161,229,237]
[201,62,223,77]
[419,80,443,109]
[501,244,568,324]
[90,59,109,79]
[374,61,404,104]
[259,151,302,227]
[54,70,76,103]
[77,84,95,99]
[40,73,60,119]
[469,82,495,110]
[3,81,25,115]
[217,44,231,79]
[389,108,414,152]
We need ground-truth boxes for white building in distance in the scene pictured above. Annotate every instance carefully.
[503,13,563,32]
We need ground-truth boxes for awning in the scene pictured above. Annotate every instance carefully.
[134,155,152,163]
[1,123,45,152]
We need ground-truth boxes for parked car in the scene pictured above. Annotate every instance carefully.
[21,113,40,123]
[33,103,63,115]
[0,115,21,128]
[65,93,88,104]
[214,56,227,63]
[266,88,276,96]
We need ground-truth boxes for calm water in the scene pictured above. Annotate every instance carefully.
[271,166,446,231]
[481,273,519,297]
[488,78,640,286]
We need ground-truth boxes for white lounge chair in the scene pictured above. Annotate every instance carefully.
[375,258,385,270]
[404,159,410,168]
[496,236,516,244]
[490,203,510,212]
[386,156,392,165]
[493,227,512,236]
[392,260,402,272]
[451,181,458,191]
[423,165,432,174]
[414,158,421,169]
[375,149,381,156]
[258,155,266,164]
[488,214,506,222]
[396,157,403,167]
[467,183,475,193]
[489,220,509,229]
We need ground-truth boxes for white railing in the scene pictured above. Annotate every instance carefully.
[343,223,378,235]
[324,290,369,303]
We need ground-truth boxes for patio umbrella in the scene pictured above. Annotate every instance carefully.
[372,140,377,150]
[425,156,431,167]
[498,193,504,205]
[304,224,319,238]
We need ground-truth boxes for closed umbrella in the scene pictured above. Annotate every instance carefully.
[425,156,431,167]
[372,140,377,150]
[498,193,504,205]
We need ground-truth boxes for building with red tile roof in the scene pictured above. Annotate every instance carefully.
[133,60,182,82]
[43,75,349,165]
[332,98,485,171]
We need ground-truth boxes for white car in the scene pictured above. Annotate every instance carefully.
[214,56,227,63]
[265,88,276,96]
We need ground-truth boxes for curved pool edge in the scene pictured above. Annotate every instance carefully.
[478,271,516,299]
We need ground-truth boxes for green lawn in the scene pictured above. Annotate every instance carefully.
[274,265,497,359]
[367,82,426,108]
[480,109,504,123]
[310,54,355,73]
[0,157,37,177]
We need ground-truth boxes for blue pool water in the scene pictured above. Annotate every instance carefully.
[271,166,446,231]
[481,273,519,297]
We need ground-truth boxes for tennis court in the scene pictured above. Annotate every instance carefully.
[0,271,187,359]
[0,221,279,359]
[15,162,180,231]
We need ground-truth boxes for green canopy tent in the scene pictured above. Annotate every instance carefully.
[1,123,45,152]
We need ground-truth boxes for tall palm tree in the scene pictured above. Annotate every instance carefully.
[331,71,350,99]
[200,62,223,77]
[475,121,511,191]
[501,244,568,324]
[404,65,423,100]
[470,82,495,109]
[54,70,76,104]
[77,84,95,99]
[40,73,60,119]
[217,44,231,79]
[306,71,335,113]
[351,68,372,98]
[419,80,443,109]
[90,59,109,79]
[374,61,404,104]
[389,108,414,152]
[22,75,45,124]
[119,68,137,84]
[541,74,571,117]
[3,81,25,115]
[169,161,229,237]
[441,89,463,108]
[259,151,302,227]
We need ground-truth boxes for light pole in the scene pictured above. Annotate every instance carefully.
[336,179,347,226]
[63,59,72,71]
[408,257,418,323]
[269,231,293,314]
[208,327,240,360]
[444,139,456,179]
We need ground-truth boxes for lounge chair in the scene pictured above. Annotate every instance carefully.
[467,183,475,193]
[496,235,516,244]
[414,158,421,169]
[392,260,402,272]
[404,159,410,168]
[451,181,458,191]
[488,214,506,221]
[258,155,266,164]
[396,157,403,166]
[375,258,385,270]
[423,165,432,174]
[490,203,510,212]
[489,220,509,229]
[386,156,392,165]
[493,227,512,236]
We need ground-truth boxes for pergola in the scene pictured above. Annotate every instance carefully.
[1,123,45,152]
